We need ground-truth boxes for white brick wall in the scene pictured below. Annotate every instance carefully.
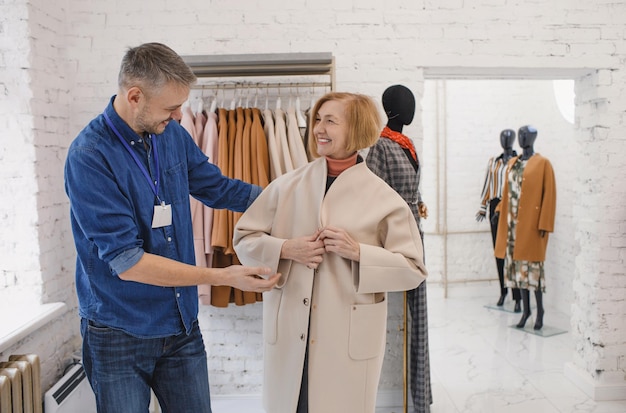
[0,0,39,308]
[571,69,626,389]
[3,0,624,402]
[0,0,79,393]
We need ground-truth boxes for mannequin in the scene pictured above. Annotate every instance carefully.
[476,129,521,311]
[365,84,431,412]
[494,125,557,330]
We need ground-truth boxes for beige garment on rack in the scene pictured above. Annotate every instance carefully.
[273,108,294,174]
[263,108,284,180]
[202,110,219,256]
[198,110,219,305]
[286,107,309,169]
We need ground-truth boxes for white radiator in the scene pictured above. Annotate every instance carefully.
[44,364,96,413]
[44,363,161,413]
[0,354,42,413]
[0,353,160,413]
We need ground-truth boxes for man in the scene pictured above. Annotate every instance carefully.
[64,42,279,413]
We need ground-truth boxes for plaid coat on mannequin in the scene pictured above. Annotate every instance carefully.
[366,136,433,413]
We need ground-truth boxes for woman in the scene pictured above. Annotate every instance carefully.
[233,92,427,413]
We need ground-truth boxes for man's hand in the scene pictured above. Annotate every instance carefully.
[220,266,280,292]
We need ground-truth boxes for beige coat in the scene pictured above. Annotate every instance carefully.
[233,158,427,413]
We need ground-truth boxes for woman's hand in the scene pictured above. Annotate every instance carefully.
[280,229,326,269]
[418,201,429,219]
[318,226,360,262]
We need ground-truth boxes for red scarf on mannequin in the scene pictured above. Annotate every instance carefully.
[380,126,417,163]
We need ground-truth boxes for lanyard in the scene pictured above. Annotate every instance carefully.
[103,111,162,204]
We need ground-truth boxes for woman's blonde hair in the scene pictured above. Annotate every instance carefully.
[307,92,382,159]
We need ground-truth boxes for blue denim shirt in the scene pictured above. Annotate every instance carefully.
[65,96,261,338]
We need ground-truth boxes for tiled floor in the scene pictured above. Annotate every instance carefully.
[211,283,626,413]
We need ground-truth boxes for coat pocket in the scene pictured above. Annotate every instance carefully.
[263,288,283,345]
[348,299,387,360]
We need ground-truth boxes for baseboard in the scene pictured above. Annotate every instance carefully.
[564,362,626,401]
[375,389,405,408]
[211,389,406,408]
[211,393,262,401]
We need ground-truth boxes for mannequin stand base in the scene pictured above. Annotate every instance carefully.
[484,303,520,314]
[509,324,567,337]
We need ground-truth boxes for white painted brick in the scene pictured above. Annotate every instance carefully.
[336,10,382,25]
[1,0,624,401]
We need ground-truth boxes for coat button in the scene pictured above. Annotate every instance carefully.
[303,298,309,306]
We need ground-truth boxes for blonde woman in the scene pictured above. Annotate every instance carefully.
[234,92,427,413]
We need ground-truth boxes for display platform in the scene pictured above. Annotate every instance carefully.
[509,324,567,337]
[484,303,521,314]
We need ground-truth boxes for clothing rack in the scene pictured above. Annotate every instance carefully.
[191,81,331,91]
[181,52,335,307]
[182,52,335,90]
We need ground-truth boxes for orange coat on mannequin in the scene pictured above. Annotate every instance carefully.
[494,154,556,261]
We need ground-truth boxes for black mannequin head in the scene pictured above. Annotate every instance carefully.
[518,125,537,149]
[382,85,415,133]
[500,129,515,150]
[518,125,537,160]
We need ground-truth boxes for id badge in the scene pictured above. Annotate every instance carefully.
[152,202,172,228]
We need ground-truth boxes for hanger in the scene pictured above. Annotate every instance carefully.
[253,85,259,108]
[230,88,237,110]
[217,85,225,109]
[288,84,294,110]
[209,94,217,113]
[295,86,307,128]
[196,97,204,116]
[276,85,282,110]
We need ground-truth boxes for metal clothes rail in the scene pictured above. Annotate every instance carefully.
[181,52,335,91]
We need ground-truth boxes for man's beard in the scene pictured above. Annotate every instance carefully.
[136,108,170,135]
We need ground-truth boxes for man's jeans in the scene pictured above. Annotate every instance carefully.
[81,318,212,413]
